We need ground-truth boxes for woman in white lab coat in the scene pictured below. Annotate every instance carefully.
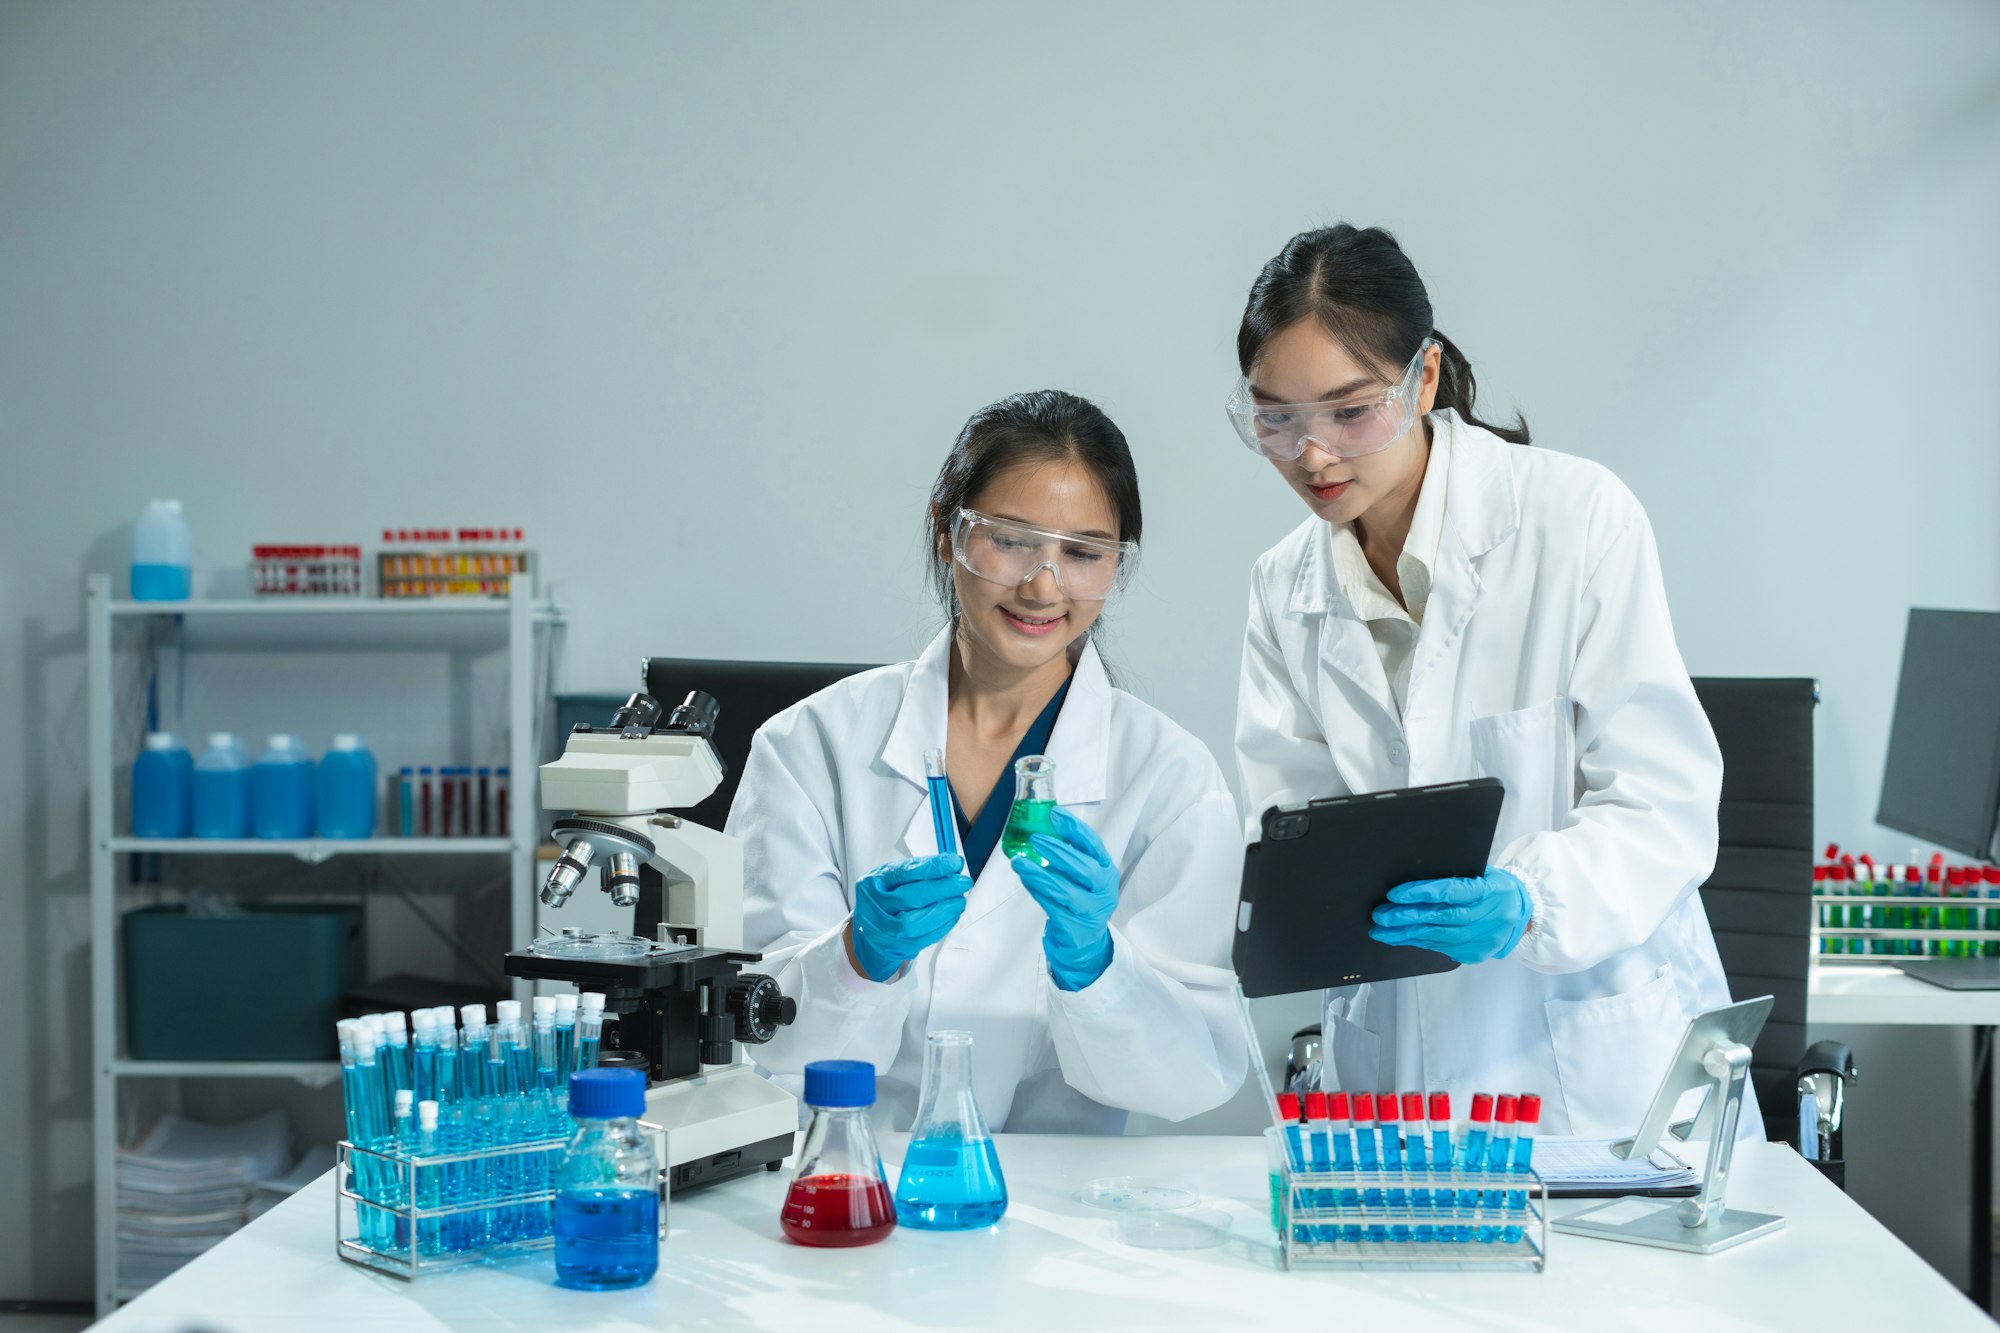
[733,390,1246,1133]
[1227,224,1744,1137]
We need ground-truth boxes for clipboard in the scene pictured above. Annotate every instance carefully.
[1231,778,1504,998]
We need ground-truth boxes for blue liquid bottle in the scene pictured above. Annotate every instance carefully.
[131,733,192,837]
[316,733,377,838]
[554,1068,659,1290]
[192,733,250,838]
[251,734,315,839]
[895,1030,1008,1229]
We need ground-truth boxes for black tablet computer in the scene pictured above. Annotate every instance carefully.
[1232,778,1505,998]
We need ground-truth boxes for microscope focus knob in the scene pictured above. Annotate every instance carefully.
[728,973,796,1045]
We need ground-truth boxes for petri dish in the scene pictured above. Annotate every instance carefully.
[1078,1177,1229,1250]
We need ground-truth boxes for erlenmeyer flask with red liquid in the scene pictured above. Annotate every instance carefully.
[779,1060,896,1247]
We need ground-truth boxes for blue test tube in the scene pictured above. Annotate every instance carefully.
[555,993,578,1082]
[1480,1095,1517,1241]
[1506,1093,1540,1243]
[1379,1094,1410,1241]
[577,993,604,1071]
[1275,1093,1308,1243]
[923,748,957,856]
[1350,1094,1386,1240]
[1461,1093,1494,1242]
[397,766,415,836]
[1326,1092,1361,1242]
[1401,1093,1434,1242]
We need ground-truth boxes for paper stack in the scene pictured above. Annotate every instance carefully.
[116,1111,294,1291]
[248,1144,335,1221]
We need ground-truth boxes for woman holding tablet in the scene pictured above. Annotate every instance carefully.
[1227,224,1742,1137]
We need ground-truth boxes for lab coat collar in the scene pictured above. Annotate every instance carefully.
[880,624,1111,806]
[1287,409,1519,619]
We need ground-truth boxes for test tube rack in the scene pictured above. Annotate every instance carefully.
[250,545,365,597]
[1276,1162,1548,1272]
[334,1122,667,1280]
[1810,892,2000,961]
[377,533,534,600]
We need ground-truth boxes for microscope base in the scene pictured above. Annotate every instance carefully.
[645,1063,799,1193]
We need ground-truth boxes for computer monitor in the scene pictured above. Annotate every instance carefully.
[1876,609,2000,862]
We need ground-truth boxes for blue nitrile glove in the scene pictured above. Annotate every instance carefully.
[1015,807,1119,991]
[849,854,973,982]
[1368,867,1532,963]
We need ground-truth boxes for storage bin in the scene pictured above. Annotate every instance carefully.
[123,904,360,1060]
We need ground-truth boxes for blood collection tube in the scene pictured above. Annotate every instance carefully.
[1275,1093,1304,1170]
[419,766,435,837]
[1378,1092,1409,1239]
[397,766,414,837]
[1487,1095,1518,1173]
[477,766,492,837]
[1403,1092,1434,1242]
[1377,1091,1403,1169]
[495,767,510,837]
[454,767,471,836]
[1326,1092,1355,1172]
[1428,1092,1453,1170]
[1463,1093,1494,1169]
[1400,1093,1428,1171]
[441,767,457,839]
[1350,1092,1378,1171]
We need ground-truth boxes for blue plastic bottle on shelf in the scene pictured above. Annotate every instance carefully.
[131,733,192,837]
[192,733,251,838]
[554,1069,659,1290]
[130,499,192,601]
[316,734,377,839]
[251,735,315,839]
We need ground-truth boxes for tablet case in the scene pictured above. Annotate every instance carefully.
[1232,778,1505,998]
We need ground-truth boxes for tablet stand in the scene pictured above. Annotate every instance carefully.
[1552,995,1784,1254]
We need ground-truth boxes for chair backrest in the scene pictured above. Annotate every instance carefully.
[1690,676,1818,1145]
[640,656,880,829]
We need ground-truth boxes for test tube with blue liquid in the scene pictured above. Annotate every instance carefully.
[1460,1093,1493,1243]
[1401,1093,1434,1241]
[1378,1092,1410,1242]
[1505,1093,1540,1243]
[923,749,957,857]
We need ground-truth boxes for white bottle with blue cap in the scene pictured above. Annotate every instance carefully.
[554,1068,659,1289]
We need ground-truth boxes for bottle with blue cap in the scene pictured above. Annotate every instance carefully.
[553,1068,660,1289]
[780,1060,896,1246]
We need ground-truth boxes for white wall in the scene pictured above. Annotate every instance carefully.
[2,0,1997,1301]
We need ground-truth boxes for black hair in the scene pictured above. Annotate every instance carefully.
[1236,224,1530,446]
[925,389,1142,611]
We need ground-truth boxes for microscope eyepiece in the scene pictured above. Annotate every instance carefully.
[666,690,720,739]
[610,692,663,738]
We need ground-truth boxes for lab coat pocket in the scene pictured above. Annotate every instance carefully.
[1469,697,1574,857]
[1325,1011,1384,1093]
[1544,965,1689,1138]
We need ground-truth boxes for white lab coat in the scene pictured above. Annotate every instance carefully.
[733,627,1248,1134]
[1236,409,1748,1138]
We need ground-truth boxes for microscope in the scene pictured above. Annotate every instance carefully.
[504,690,800,1191]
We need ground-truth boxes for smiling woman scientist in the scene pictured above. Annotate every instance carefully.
[733,390,1247,1133]
[1228,225,1748,1138]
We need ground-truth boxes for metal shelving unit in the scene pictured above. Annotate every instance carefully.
[85,575,563,1316]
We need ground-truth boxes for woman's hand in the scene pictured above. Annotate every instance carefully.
[1017,808,1120,990]
[1368,868,1531,963]
[847,853,974,982]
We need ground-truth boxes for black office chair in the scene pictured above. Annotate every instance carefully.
[1691,676,1857,1188]
[640,656,880,828]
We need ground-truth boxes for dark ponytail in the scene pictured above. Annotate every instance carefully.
[1236,224,1530,446]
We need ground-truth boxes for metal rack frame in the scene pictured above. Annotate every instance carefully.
[1277,1165,1548,1271]
[85,576,563,1315]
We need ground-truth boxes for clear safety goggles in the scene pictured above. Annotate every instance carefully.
[950,508,1137,602]
[1224,338,1436,462]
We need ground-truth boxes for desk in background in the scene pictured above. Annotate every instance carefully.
[1811,961,2000,1313]
[92,1130,1984,1333]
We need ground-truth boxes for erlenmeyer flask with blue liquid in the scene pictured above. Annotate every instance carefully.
[894,1031,1008,1229]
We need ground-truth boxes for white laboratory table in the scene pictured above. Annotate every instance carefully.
[93,1130,1987,1333]
[1811,960,2000,1311]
